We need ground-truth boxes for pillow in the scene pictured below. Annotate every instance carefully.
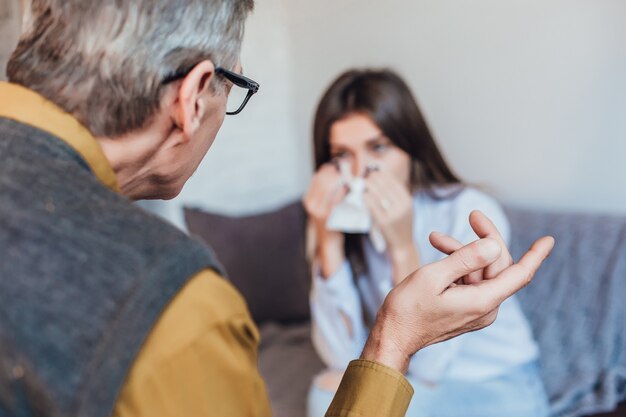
[184,201,310,324]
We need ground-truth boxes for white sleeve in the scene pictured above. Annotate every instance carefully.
[408,189,511,384]
[310,260,369,370]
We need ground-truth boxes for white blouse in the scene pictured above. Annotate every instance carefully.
[310,187,539,384]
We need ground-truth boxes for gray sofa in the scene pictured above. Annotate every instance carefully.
[185,202,626,417]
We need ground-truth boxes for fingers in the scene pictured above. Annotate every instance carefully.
[469,211,509,253]
[303,164,346,220]
[429,232,484,285]
[364,170,411,222]
[319,165,345,204]
[364,176,395,216]
[422,237,501,292]
[363,170,415,253]
[367,169,406,197]
[429,231,463,255]
[517,236,555,267]
[469,211,513,278]
[472,236,555,305]
[366,170,409,208]
[468,210,502,239]
[429,211,514,284]
[363,190,386,224]
[429,212,509,257]
[327,177,348,208]
[363,176,396,225]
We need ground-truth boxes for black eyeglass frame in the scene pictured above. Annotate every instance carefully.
[161,65,260,116]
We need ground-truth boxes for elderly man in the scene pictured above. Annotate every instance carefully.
[0,1,554,417]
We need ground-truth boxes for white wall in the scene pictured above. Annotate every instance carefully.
[282,0,626,215]
[157,0,626,225]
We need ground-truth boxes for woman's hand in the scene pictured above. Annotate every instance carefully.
[364,169,420,283]
[303,164,348,278]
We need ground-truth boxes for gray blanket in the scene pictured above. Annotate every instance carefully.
[507,207,626,417]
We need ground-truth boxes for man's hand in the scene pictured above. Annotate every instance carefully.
[429,210,514,284]
[360,212,554,374]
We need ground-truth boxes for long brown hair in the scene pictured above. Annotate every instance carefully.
[312,68,462,280]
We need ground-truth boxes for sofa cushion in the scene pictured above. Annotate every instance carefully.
[184,202,310,324]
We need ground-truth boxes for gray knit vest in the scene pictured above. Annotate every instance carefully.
[0,117,224,417]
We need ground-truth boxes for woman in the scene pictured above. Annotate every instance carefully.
[303,69,549,417]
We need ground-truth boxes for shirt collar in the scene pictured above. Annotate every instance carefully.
[0,81,120,193]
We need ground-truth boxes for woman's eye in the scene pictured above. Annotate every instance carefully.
[331,152,349,160]
[372,143,389,153]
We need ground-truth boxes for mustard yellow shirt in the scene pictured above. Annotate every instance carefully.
[0,81,413,417]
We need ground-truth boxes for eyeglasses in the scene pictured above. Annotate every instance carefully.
[216,67,260,115]
[162,65,260,116]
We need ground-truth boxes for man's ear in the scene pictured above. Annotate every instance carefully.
[174,60,217,141]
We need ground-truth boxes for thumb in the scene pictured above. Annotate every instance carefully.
[421,237,501,292]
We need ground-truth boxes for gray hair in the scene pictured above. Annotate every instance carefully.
[6,0,254,137]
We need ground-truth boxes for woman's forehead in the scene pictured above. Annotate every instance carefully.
[329,114,384,146]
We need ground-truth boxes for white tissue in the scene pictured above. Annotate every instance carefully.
[326,177,371,233]
[326,163,387,253]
